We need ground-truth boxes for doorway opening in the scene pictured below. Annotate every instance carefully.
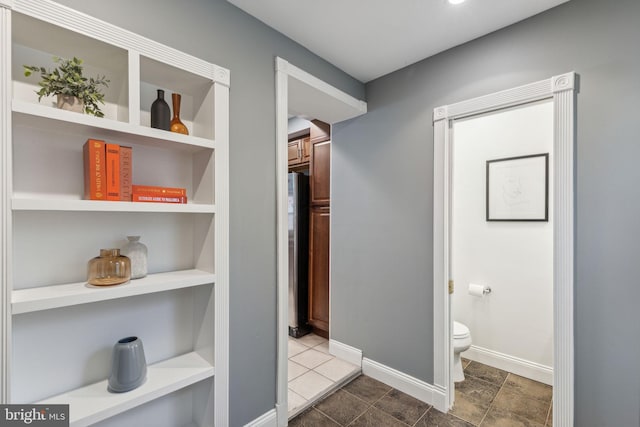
[275,57,367,425]
[432,72,576,427]
[287,117,358,418]
[450,100,554,426]
[287,118,331,341]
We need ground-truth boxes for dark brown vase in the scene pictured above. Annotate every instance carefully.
[170,93,189,135]
[151,89,170,130]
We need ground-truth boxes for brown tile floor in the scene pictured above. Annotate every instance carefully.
[290,359,553,427]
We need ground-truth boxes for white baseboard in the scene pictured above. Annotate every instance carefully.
[429,383,448,413]
[329,339,363,367]
[463,345,553,385]
[275,402,287,427]
[244,408,277,427]
[362,358,442,408]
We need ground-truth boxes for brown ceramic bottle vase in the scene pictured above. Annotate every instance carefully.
[170,93,189,135]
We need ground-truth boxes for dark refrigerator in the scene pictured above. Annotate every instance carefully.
[288,172,311,338]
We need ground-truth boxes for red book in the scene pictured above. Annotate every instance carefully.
[83,139,106,200]
[132,193,187,204]
[131,185,186,197]
[119,146,132,201]
[105,143,120,201]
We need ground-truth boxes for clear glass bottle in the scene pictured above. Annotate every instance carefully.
[121,236,148,279]
[87,248,131,286]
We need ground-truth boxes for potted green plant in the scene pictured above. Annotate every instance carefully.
[23,56,110,117]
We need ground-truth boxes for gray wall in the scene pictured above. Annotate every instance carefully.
[51,1,364,425]
[331,0,640,425]
[33,0,640,424]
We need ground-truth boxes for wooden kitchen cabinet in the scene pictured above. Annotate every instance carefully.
[288,135,311,168]
[308,206,330,336]
[301,136,311,163]
[310,140,331,206]
[288,139,301,164]
[307,120,331,336]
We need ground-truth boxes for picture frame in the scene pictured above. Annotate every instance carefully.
[486,153,549,221]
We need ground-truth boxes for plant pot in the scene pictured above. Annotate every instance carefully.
[56,94,84,113]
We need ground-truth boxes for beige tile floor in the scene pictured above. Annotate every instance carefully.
[288,333,361,418]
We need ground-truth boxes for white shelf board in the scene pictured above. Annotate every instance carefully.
[12,100,215,151]
[12,270,216,314]
[37,352,215,427]
[12,198,216,213]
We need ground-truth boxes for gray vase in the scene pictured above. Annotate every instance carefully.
[108,336,147,393]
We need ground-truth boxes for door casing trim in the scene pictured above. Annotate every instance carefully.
[432,72,576,427]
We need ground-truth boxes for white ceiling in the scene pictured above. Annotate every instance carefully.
[228,0,570,83]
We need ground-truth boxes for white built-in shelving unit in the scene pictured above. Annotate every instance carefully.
[0,0,229,425]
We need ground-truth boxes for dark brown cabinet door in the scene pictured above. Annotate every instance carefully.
[288,140,301,166]
[310,140,330,206]
[288,136,311,169]
[308,207,330,334]
[301,136,311,164]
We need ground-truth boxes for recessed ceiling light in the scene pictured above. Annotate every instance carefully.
[448,0,466,4]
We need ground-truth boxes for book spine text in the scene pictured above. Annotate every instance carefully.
[119,146,132,201]
[83,139,106,200]
[131,185,187,197]
[105,143,120,201]
[132,193,187,204]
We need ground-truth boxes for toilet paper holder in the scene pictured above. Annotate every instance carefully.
[468,283,492,297]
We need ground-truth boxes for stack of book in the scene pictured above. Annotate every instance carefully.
[83,139,187,204]
[83,139,131,201]
[132,185,187,204]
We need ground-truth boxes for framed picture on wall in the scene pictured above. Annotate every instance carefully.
[486,153,549,221]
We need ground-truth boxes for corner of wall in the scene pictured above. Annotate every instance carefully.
[329,339,363,367]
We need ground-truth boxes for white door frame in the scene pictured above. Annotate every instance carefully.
[432,72,576,426]
[275,57,366,426]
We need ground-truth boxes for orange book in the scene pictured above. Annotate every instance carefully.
[83,139,106,200]
[105,143,120,201]
[132,193,187,203]
[131,185,186,197]
[119,146,132,201]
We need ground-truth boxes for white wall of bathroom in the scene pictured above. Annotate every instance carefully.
[452,100,554,381]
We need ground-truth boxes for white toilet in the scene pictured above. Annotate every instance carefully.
[453,321,472,382]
